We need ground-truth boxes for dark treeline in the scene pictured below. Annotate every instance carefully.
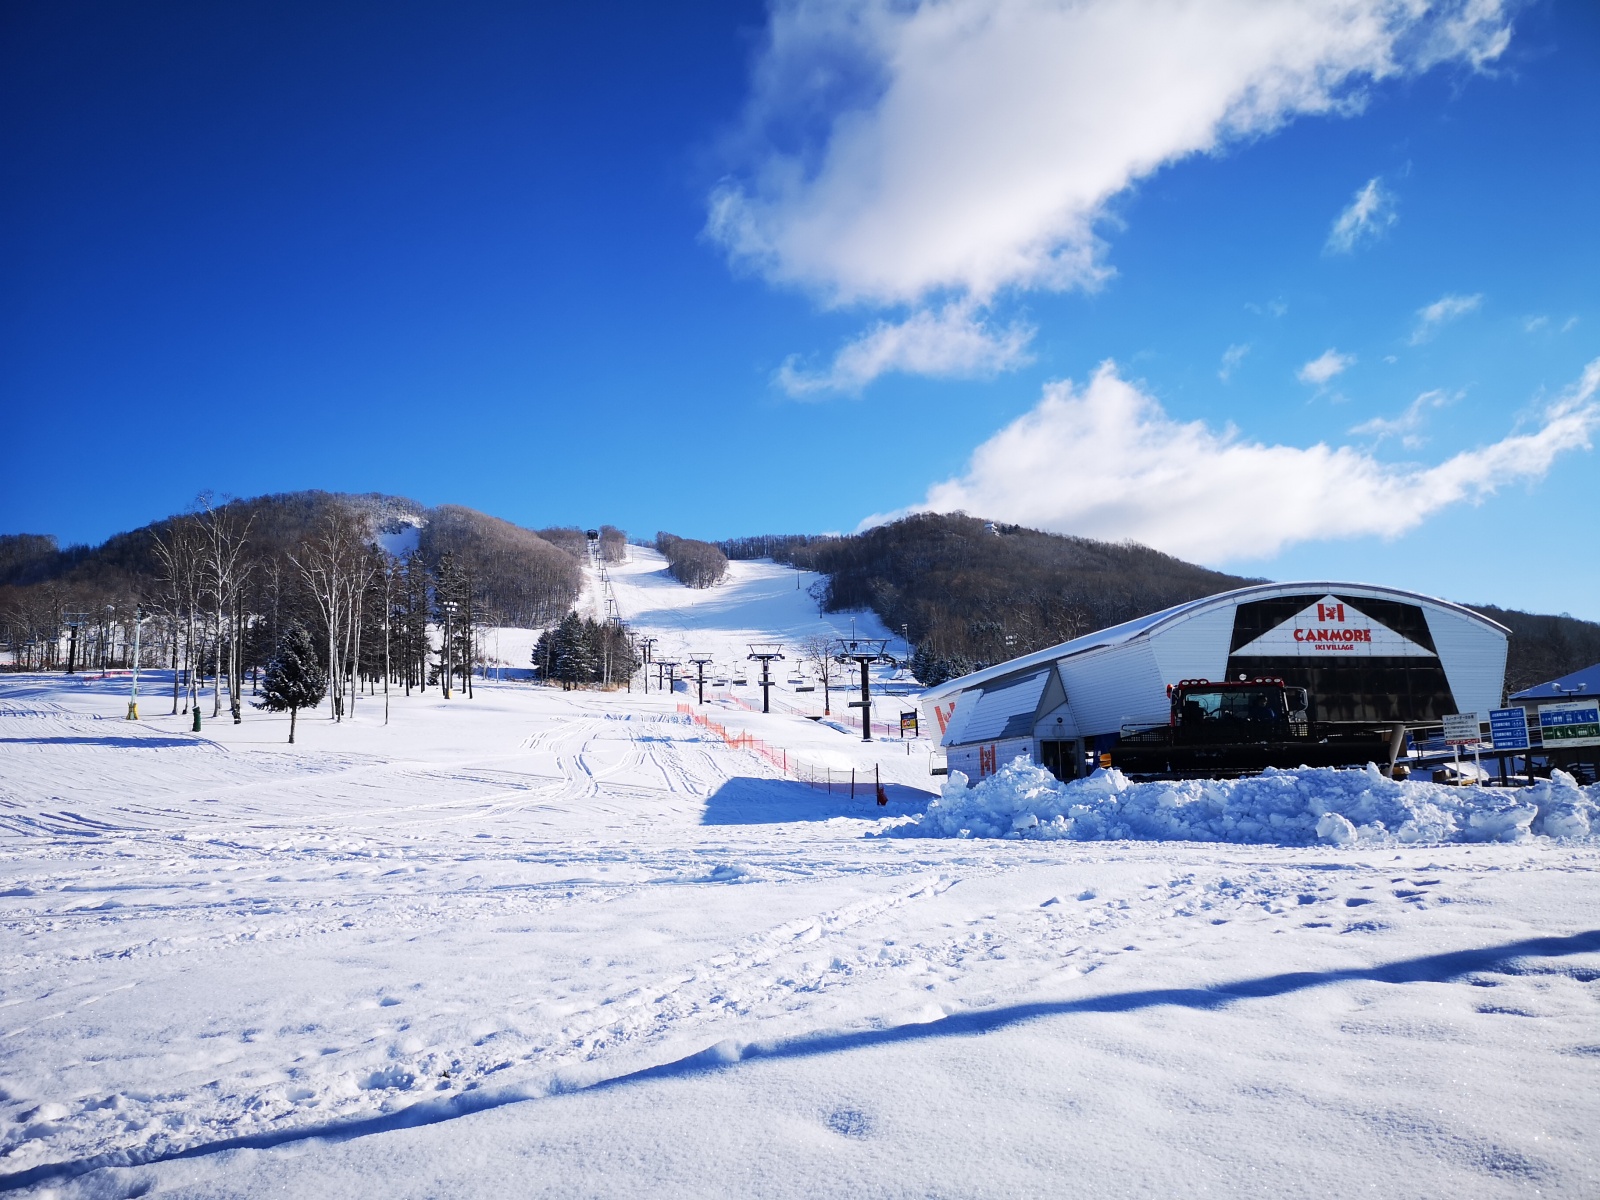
[598,525,628,562]
[420,506,581,627]
[0,492,589,722]
[717,513,1600,693]
[729,513,1251,683]
[656,532,728,589]
[1466,604,1600,695]
[718,533,836,562]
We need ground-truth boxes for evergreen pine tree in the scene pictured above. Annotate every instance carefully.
[552,611,596,688]
[257,620,329,743]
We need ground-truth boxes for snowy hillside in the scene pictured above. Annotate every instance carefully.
[1,557,1598,1197]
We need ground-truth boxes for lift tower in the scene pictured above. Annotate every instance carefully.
[835,637,895,742]
[747,643,786,714]
[657,660,680,697]
[689,652,714,705]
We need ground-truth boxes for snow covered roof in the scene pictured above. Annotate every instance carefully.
[919,580,1510,704]
[1510,661,1600,702]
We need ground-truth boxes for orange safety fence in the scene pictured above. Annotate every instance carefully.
[676,703,888,795]
[711,688,901,738]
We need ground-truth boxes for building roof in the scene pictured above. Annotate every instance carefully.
[1509,661,1600,702]
[919,580,1510,703]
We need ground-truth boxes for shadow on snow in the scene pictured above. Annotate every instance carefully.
[698,775,935,825]
[0,735,203,748]
[5,929,1597,1192]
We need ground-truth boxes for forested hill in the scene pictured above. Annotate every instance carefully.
[723,514,1257,683]
[720,513,1600,692]
[0,490,589,637]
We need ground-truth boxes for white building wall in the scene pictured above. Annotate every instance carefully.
[947,736,1033,782]
[1427,603,1510,718]
[1057,642,1169,739]
[1150,604,1235,686]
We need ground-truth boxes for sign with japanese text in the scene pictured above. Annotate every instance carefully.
[1538,701,1600,749]
[1488,707,1529,751]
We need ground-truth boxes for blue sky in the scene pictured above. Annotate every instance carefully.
[3,1,1597,618]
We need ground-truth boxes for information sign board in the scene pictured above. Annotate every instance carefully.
[1441,712,1482,746]
[1538,701,1600,749]
[899,710,918,736]
[1488,707,1530,751]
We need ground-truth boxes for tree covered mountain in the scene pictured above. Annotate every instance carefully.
[721,513,1600,694]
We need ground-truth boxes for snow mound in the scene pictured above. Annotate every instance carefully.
[890,758,1599,846]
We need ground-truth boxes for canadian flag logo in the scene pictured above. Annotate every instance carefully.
[1232,594,1434,659]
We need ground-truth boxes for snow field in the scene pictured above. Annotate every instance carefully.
[1,555,1598,1196]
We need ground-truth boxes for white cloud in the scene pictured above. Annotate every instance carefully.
[872,359,1600,563]
[775,303,1034,395]
[1409,292,1482,343]
[713,0,1511,389]
[1218,343,1251,382]
[1325,177,1398,254]
[1523,315,1549,333]
[1349,387,1458,447]
[1298,348,1355,385]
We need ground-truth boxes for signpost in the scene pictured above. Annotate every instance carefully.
[1442,712,1482,785]
[1488,707,1529,750]
[1538,700,1600,749]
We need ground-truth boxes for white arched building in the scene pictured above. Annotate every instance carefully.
[918,582,1510,783]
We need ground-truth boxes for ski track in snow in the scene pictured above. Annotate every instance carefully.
[0,552,1597,1196]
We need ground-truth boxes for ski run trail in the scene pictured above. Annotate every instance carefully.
[1,549,1596,1198]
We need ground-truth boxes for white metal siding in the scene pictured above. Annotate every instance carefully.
[947,737,1034,783]
[1427,604,1509,718]
[1150,603,1234,686]
[939,689,978,747]
[1033,701,1079,739]
[958,670,1051,744]
[1058,643,1169,738]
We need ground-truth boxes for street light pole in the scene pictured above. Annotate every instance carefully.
[441,600,458,699]
[127,606,144,720]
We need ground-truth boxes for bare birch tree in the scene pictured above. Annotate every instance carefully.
[197,498,254,722]
[151,515,205,716]
[291,506,368,722]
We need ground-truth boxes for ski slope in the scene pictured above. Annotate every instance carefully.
[1,557,1598,1198]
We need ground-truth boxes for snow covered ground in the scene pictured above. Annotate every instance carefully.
[2,555,1598,1197]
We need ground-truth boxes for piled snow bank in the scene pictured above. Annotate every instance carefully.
[889,758,1599,846]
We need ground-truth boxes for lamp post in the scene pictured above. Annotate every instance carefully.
[441,599,458,699]
[126,606,145,720]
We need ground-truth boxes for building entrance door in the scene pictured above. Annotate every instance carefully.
[1038,740,1078,781]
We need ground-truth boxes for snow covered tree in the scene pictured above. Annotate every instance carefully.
[257,621,328,743]
[910,642,973,687]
